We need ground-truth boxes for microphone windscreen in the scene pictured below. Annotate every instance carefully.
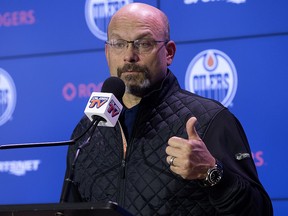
[101,77,125,101]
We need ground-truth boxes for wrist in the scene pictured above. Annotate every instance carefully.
[199,160,223,187]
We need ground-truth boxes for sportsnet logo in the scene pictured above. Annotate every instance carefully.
[85,0,133,41]
[0,160,41,176]
[0,68,17,126]
[185,49,238,107]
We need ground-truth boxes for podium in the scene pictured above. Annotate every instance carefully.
[0,202,133,216]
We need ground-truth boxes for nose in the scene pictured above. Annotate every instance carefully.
[124,43,139,63]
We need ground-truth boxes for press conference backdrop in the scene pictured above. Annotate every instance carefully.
[0,0,287,214]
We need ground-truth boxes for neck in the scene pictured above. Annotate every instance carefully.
[122,93,142,109]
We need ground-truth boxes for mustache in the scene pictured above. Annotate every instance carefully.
[117,64,149,76]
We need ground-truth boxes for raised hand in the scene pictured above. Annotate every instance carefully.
[166,117,216,180]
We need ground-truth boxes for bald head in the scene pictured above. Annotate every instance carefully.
[108,3,170,41]
[105,3,176,101]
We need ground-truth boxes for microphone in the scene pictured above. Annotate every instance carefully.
[84,76,125,127]
[60,76,125,203]
[0,77,125,150]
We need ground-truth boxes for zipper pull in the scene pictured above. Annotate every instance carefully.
[121,159,126,179]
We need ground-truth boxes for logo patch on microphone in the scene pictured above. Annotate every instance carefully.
[185,49,238,107]
[85,0,133,41]
[89,96,109,108]
[107,100,121,117]
[0,68,17,126]
[85,92,123,127]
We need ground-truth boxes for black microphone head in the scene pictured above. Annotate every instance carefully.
[101,76,125,100]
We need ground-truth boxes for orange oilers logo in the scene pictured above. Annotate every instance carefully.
[89,96,109,108]
[0,68,17,126]
[185,49,238,107]
[85,0,133,41]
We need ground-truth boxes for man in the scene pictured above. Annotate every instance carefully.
[62,3,273,215]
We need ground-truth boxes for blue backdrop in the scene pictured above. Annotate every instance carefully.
[0,0,287,215]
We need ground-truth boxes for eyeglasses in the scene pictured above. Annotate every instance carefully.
[105,39,168,54]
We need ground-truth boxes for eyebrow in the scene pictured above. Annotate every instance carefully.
[108,32,154,40]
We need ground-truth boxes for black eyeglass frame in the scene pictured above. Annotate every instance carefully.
[105,39,169,53]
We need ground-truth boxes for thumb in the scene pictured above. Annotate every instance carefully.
[186,117,201,140]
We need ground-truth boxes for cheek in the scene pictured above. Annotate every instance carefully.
[106,55,121,76]
[109,64,119,77]
[146,54,166,71]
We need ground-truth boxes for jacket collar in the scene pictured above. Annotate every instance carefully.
[139,69,180,106]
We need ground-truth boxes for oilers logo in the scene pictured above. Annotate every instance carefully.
[85,0,133,41]
[0,68,17,126]
[185,49,238,107]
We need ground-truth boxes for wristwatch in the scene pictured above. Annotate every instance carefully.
[200,160,223,187]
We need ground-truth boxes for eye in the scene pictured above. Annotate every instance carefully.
[112,40,126,48]
[136,39,153,48]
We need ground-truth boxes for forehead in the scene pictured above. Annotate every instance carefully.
[108,10,164,40]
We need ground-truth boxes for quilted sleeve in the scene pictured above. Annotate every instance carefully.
[201,109,273,215]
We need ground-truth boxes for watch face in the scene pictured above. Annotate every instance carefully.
[207,161,223,186]
[209,169,221,183]
[200,160,223,187]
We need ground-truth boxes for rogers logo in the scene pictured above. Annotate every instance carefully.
[62,82,103,101]
[0,9,36,27]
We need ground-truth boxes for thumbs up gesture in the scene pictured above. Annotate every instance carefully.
[166,117,216,180]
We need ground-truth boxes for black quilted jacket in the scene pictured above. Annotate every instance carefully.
[62,70,272,215]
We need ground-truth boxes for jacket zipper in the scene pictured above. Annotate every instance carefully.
[121,159,126,179]
[118,122,128,206]
[119,122,128,179]
[117,106,142,206]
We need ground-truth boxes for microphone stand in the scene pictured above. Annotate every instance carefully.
[60,117,103,203]
[0,117,100,150]
[0,116,106,203]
